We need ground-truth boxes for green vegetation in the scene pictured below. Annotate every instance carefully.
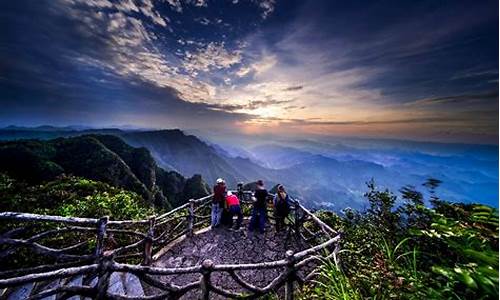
[301,179,499,300]
[0,135,212,212]
[0,173,152,219]
[1,168,497,299]
[0,173,154,268]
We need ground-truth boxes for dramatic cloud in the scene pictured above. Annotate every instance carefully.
[406,91,498,106]
[205,99,294,112]
[182,42,242,74]
[0,0,497,143]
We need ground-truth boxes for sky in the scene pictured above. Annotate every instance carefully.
[0,0,498,144]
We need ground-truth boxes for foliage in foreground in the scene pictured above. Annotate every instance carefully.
[0,173,153,220]
[0,173,154,268]
[301,179,498,300]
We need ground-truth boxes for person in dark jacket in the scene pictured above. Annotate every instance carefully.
[211,178,226,228]
[273,184,292,232]
[248,180,269,233]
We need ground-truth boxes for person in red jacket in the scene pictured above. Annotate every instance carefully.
[226,191,243,230]
[212,178,226,228]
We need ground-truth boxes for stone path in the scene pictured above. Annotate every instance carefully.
[148,221,312,299]
[2,222,318,299]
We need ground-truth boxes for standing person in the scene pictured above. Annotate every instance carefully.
[248,180,269,233]
[226,191,243,230]
[237,182,244,201]
[273,184,291,232]
[212,178,226,228]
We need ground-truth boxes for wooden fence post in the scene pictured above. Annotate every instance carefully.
[200,259,213,300]
[293,201,301,237]
[95,216,108,258]
[333,235,341,268]
[95,216,110,299]
[187,199,195,236]
[96,254,112,299]
[143,216,156,265]
[284,250,296,300]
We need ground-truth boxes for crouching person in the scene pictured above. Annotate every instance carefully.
[273,184,291,232]
[226,191,243,230]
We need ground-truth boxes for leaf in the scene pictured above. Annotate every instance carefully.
[472,205,493,213]
[462,249,499,268]
[393,237,411,257]
[458,272,478,289]
[473,273,496,291]
[432,266,455,279]
[477,266,499,282]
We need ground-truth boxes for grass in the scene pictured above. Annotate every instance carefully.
[302,258,363,300]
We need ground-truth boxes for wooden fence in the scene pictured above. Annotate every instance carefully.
[0,192,340,299]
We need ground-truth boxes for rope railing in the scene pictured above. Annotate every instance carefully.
[0,190,340,299]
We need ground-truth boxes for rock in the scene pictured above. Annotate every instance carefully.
[123,273,144,296]
[263,250,275,260]
[200,242,216,253]
[267,240,278,248]
[39,279,61,300]
[88,276,98,288]
[7,282,34,300]
[166,256,183,267]
[107,272,125,295]
[65,275,83,300]
[83,277,98,300]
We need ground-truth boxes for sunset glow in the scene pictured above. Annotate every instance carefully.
[0,0,498,143]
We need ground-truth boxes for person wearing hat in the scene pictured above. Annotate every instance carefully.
[248,179,269,233]
[273,184,292,232]
[212,178,226,228]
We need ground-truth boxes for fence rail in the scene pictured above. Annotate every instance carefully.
[0,191,340,299]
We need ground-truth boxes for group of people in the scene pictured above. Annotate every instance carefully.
[211,178,293,233]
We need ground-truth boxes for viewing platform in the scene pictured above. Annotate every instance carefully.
[0,192,340,299]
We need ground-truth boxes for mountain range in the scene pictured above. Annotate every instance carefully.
[0,126,497,210]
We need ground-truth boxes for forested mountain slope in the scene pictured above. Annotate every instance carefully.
[0,135,210,210]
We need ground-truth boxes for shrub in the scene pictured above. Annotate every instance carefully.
[302,179,498,300]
